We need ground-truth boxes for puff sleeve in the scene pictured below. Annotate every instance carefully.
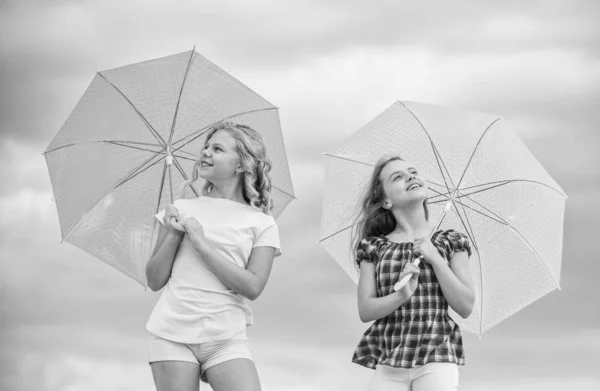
[355,237,380,267]
[434,229,472,261]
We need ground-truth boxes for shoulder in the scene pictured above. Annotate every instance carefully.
[358,236,384,248]
[244,210,278,236]
[432,229,472,258]
[356,236,385,262]
[253,209,277,226]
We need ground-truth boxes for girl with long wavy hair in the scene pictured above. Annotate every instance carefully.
[352,155,475,391]
[145,122,280,391]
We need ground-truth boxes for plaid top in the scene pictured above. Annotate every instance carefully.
[352,229,472,370]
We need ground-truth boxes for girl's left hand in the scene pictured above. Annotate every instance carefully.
[179,216,208,252]
[413,237,444,266]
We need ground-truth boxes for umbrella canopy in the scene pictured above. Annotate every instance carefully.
[319,101,567,335]
[45,50,295,286]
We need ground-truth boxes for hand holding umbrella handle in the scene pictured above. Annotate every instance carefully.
[168,217,185,232]
[394,255,423,291]
[393,202,454,292]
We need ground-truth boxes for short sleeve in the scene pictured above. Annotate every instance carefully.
[435,230,472,260]
[355,237,379,267]
[253,216,282,257]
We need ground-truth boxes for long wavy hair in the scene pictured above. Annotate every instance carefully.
[352,155,429,266]
[181,122,274,214]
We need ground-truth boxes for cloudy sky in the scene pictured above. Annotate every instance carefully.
[1,0,599,390]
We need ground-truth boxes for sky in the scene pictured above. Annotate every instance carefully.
[1,0,599,390]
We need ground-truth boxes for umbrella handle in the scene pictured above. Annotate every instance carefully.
[393,202,453,292]
[393,256,422,291]
[168,217,185,232]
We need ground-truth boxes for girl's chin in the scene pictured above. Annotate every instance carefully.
[394,195,427,205]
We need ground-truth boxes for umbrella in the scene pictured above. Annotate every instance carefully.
[319,101,567,335]
[44,49,295,286]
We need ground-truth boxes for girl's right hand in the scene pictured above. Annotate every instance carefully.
[163,204,185,233]
[396,262,420,297]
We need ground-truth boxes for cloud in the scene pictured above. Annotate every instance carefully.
[2,0,599,146]
[0,351,153,391]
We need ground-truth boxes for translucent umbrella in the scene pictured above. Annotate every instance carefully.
[319,101,567,335]
[44,50,295,286]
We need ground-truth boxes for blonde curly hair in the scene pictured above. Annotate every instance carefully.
[182,122,274,214]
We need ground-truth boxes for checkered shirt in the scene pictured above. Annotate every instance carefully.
[352,229,472,370]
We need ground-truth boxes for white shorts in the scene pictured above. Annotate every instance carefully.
[369,362,459,391]
[148,330,253,383]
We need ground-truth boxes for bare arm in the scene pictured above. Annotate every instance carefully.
[145,208,184,291]
[430,251,474,318]
[197,244,276,300]
[357,262,419,323]
[180,215,276,300]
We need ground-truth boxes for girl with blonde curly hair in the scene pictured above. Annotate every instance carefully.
[145,122,280,391]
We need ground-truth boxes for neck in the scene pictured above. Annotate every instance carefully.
[391,202,429,239]
[207,178,246,204]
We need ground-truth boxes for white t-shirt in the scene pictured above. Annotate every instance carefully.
[146,196,281,344]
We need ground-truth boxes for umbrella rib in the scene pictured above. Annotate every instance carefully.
[458,195,561,325]
[461,179,566,197]
[154,160,169,220]
[322,153,373,167]
[167,47,196,146]
[455,117,502,189]
[44,140,164,155]
[451,198,485,336]
[426,182,510,204]
[97,72,167,149]
[457,192,562,287]
[426,179,448,189]
[428,181,510,204]
[465,191,561,286]
[318,224,354,243]
[458,194,513,228]
[459,180,510,192]
[426,188,453,203]
[149,160,171,271]
[62,151,163,241]
[271,186,297,200]
[400,101,456,192]
[453,198,480,252]
[172,128,210,152]
[106,141,163,154]
[115,155,166,189]
[455,182,510,199]
[172,154,196,162]
[424,185,457,204]
[472,242,484,336]
[427,193,509,228]
[171,155,201,198]
[508,226,561,287]
[172,107,280,149]
[431,141,453,194]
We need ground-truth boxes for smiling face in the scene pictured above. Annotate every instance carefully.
[197,129,242,181]
[379,159,428,209]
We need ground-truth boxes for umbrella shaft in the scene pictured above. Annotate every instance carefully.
[394,201,452,291]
